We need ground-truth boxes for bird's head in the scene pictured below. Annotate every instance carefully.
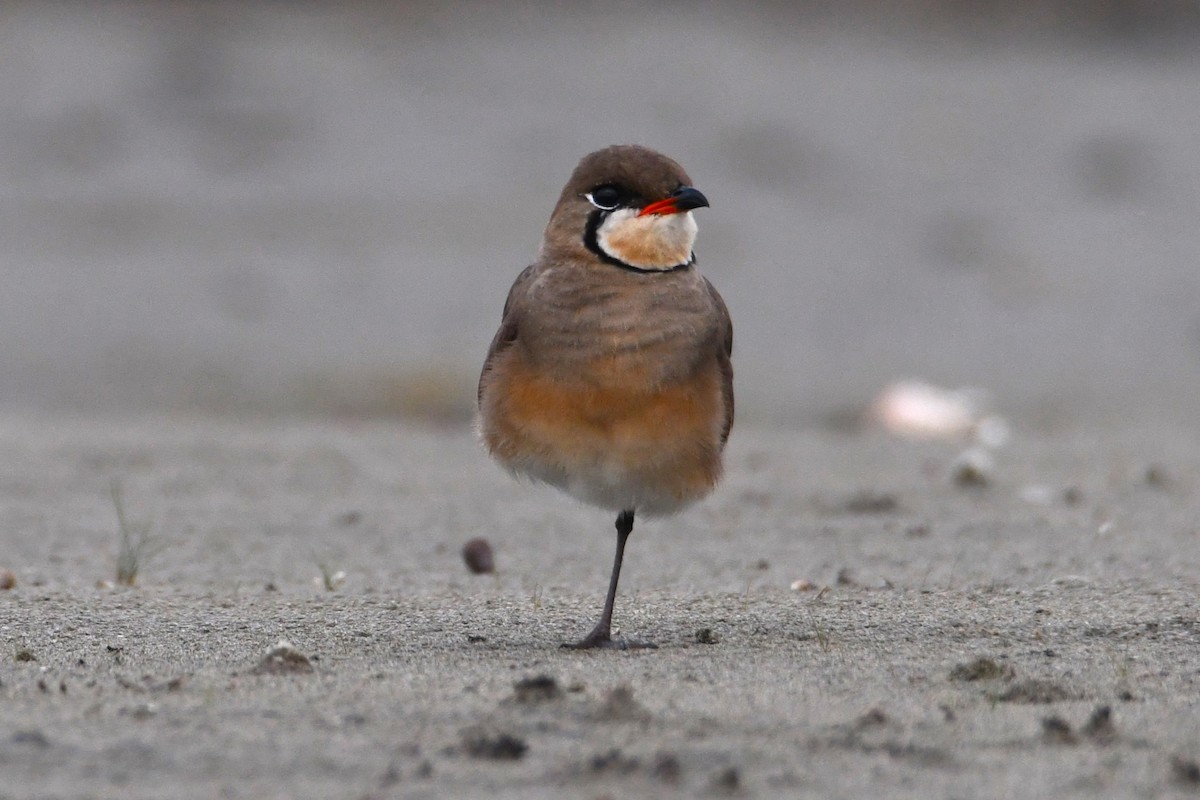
[543,145,709,273]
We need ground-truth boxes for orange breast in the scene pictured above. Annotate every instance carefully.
[482,349,725,504]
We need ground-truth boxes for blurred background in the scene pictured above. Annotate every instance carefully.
[2,1,1198,428]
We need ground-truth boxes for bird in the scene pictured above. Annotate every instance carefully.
[477,144,733,649]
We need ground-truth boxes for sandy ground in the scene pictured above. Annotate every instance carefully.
[2,412,1199,799]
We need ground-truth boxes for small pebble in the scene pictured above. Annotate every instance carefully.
[251,640,314,675]
[1083,705,1116,743]
[1145,465,1170,488]
[951,448,993,487]
[790,579,815,592]
[1172,755,1200,785]
[513,674,562,704]
[711,766,741,794]
[0,569,15,590]
[461,728,527,760]
[462,538,495,574]
[1042,716,1077,745]
[949,657,1013,682]
[857,708,889,727]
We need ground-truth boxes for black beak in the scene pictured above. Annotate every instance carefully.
[638,185,711,217]
[671,186,710,211]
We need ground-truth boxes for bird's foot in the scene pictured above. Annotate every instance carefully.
[561,631,658,651]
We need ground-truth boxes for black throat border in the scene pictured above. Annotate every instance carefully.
[583,210,694,274]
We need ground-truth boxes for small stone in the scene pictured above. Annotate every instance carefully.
[789,579,815,592]
[856,708,889,727]
[461,727,527,760]
[711,766,741,794]
[695,628,719,645]
[14,649,35,663]
[462,538,495,574]
[1083,705,1116,743]
[1145,465,1170,488]
[949,657,1013,682]
[950,448,993,487]
[1172,755,1200,785]
[512,674,562,704]
[251,640,314,675]
[0,569,15,590]
[1042,716,1077,745]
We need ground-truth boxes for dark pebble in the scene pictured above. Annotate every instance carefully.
[462,538,495,574]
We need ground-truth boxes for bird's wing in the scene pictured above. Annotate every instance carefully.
[705,277,735,446]
[478,264,536,407]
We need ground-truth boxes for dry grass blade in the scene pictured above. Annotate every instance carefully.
[111,480,164,587]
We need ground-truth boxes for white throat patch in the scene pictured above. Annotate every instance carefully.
[595,208,698,271]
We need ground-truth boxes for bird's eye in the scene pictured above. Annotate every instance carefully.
[585,186,622,211]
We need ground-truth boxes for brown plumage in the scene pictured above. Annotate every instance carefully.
[477,145,733,649]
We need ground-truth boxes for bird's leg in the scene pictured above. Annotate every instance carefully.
[562,509,657,650]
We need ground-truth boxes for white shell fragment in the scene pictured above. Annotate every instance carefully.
[871,380,1008,446]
